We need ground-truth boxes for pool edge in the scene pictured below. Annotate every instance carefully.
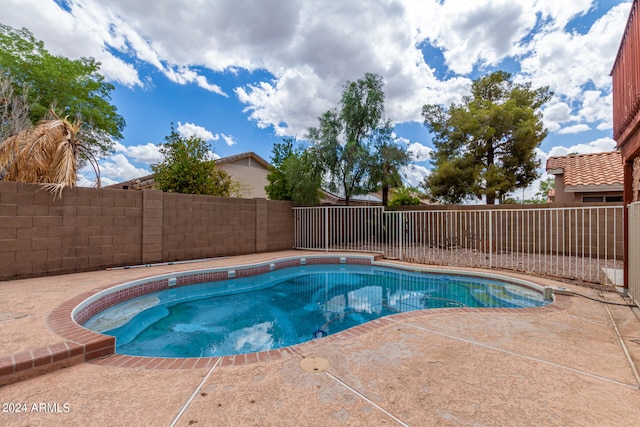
[1,254,558,385]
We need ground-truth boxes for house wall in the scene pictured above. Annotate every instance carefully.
[218,161,270,199]
[612,0,640,159]
[0,182,293,281]
[551,175,623,203]
[552,175,572,203]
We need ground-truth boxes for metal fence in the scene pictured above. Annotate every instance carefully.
[629,202,640,305]
[293,205,624,285]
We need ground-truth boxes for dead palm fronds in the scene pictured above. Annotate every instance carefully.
[0,114,101,198]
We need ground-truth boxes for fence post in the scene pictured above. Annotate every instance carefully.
[398,212,403,260]
[488,211,493,269]
[324,207,329,252]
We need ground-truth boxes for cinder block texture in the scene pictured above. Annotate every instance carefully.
[0,182,294,280]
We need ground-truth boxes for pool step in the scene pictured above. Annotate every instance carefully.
[0,336,115,387]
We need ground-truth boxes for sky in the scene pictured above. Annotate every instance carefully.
[2,0,633,199]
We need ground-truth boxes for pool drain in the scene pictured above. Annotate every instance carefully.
[299,356,330,373]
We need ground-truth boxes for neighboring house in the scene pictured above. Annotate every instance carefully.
[106,152,272,199]
[546,151,623,203]
[107,151,401,205]
[215,152,271,199]
[320,190,383,206]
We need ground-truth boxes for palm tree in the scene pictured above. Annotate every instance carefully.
[0,114,100,198]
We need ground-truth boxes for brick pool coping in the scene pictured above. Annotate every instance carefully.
[0,254,555,385]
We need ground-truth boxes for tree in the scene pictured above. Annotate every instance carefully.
[369,124,411,206]
[536,176,555,202]
[307,73,407,205]
[0,73,31,143]
[265,139,323,206]
[388,186,422,209]
[422,71,551,204]
[265,139,295,201]
[0,24,125,157]
[151,125,232,196]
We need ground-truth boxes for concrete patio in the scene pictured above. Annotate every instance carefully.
[1,251,640,426]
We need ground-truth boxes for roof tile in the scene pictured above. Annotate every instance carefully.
[546,151,623,187]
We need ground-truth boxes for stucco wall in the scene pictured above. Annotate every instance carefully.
[218,161,270,199]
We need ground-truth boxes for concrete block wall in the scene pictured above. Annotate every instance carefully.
[0,182,294,281]
[161,193,258,261]
[0,182,144,280]
[266,200,295,251]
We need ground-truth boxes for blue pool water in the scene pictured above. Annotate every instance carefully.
[84,264,548,358]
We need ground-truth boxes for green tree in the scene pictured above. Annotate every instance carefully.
[265,139,322,206]
[265,139,295,201]
[388,186,422,209]
[369,125,411,206]
[0,24,125,156]
[151,125,232,196]
[536,176,555,202]
[307,73,403,205]
[422,71,551,204]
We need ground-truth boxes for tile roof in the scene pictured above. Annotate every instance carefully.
[546,151,623,187]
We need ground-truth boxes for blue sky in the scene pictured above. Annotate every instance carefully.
[2,0,633,198]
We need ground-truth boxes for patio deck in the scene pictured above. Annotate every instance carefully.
[1,251,640,426]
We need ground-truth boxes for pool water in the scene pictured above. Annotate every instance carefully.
[84,264,548,358]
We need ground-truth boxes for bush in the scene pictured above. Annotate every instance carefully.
[388,186,422,209]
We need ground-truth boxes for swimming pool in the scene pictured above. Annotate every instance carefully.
[81,259,550,358]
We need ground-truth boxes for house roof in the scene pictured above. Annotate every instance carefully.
[546,151,623,191]
[214,151,271,169]
[321,189,383,204]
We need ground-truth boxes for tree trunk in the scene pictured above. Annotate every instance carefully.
[486,139,495,204]
[382,185,389,207]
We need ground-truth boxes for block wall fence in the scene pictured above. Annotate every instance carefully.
[0,182,294,281]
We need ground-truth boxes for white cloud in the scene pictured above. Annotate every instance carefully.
[77,153,151,186]
[519,3,629,103]
[416,0,537,74]
[546,137,617,157]
[124,143,163,164]
[578,90,612,128]
[407,142,433,162]
[113,141,163,164]
[220,133,237,147]
[1,0,629,152]
[174,124,235,148]
[177,122,217,142]
[76,173,100,188]
[401,164,430,187]
[557,124,590,134]
[165,68,226,96]
[543,102,575,132]
[98,154,151,181]
[3,0,144,88]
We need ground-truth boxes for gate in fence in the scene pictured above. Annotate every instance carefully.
[293,205,624,286]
